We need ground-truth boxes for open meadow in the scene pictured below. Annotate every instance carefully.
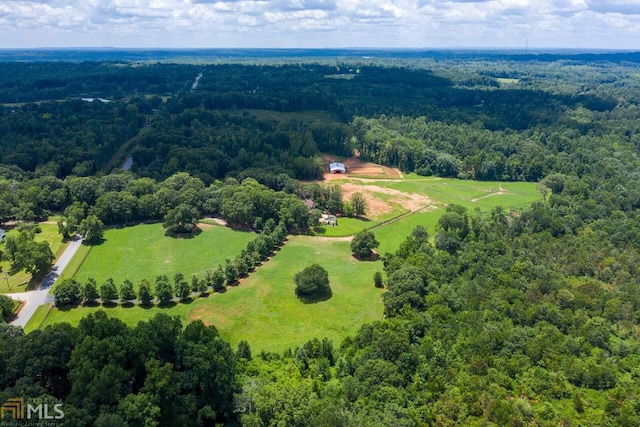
[41,235,384,353]
[35,173,540,351]
[70,222,255,287]
[315,174,541,250]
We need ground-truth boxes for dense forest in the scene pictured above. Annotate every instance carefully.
[1,52,640,425]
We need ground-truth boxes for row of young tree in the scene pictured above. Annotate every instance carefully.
[53,221,287,308]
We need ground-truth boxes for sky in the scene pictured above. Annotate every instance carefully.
[0,0,639,49]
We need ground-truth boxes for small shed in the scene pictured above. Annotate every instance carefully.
[329,162,346,174]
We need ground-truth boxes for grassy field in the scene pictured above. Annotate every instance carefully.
[37,174,540,353]
[23,304,52,334]
[374,210,446,254]
[370,177,540,211]
[313,209,409,237]
[43,236,384,353]
[0,220,66,292]
[317,176,541,251]
[71,223,255,287]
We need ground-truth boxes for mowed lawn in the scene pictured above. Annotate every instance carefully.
[374,210,446,255]
[189,236,384,352]
[72,223,255,286]
[43,236,384,353]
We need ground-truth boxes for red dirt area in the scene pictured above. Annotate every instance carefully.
[323,156,402,180]
[340,182,434,218]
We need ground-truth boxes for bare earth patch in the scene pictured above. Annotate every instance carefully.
[322,156,402,180]
[340,182,435,217]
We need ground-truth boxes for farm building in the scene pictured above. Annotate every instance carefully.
[329,162,346,174]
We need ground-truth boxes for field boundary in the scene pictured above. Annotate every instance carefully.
[37,304,54,330]
[313,209,412,238]
[64,245,93,279]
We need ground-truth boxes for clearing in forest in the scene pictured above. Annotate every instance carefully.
[41,236,384,353]
[70,222,254,287]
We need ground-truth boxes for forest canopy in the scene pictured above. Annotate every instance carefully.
[1,52,640,425]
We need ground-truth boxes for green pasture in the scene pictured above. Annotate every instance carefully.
[42,236,384,353]
[312,208,408,237]
[71,223,255,287]
[23,304,52,334]
[366,177,540,211]
[318,176,540,243]
[0,220,66,292]
[374,210,446,254]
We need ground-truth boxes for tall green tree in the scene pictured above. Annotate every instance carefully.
[350,192,367,217]
[350,230,379,259]
[155,276,174,306]
[78,215,105,245]
[119,279,136,304]
[100,278,118,304]
[138,279,154,306]
[294,264,331,299]
[163,204,199,234]
[53,278,81,307]
[82,278,99,305]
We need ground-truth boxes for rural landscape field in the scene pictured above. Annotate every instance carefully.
[31,171,541,351]
[1,47,640,426]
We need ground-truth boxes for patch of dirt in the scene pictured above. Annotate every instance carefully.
[197,223,213,229]
[189,308,214,325]
[322,156,403,180]
[201,217,228,226]
[340,182,434,217]
[312,236,353,242]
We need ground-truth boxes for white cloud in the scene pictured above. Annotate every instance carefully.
[0,0,638,48]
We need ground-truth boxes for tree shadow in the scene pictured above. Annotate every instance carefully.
[165,228,202,239]
[296,288,333,304]
[82,237,106,246]
[353,252,380,262]
[120,301,135,308]
[311,226,327,235]
[179,297,194,304]
[82,301,100,308]
[158,301,178,309]
[56,303,81,311]
[102,301,118,308]
[139,302,155,310]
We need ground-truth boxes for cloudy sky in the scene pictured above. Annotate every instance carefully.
[0,0,638,49]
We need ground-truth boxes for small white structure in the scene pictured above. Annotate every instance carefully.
[329,162,346,174]
[319,214,338,227]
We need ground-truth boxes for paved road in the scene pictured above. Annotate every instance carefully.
[8,235,83,328]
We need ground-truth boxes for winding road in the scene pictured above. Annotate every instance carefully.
[8,235,83,328]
